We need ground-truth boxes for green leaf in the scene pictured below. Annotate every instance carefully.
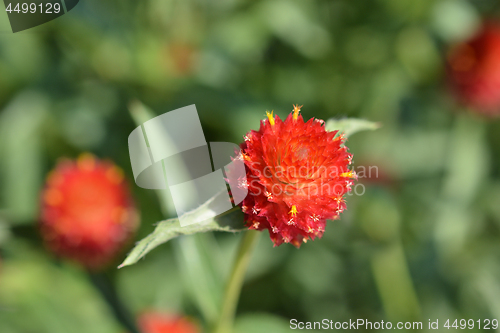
[325,117,380,138]
[119,198,244,268]
[126,100,240,324]
[0,91,48,223]
[174,234,225,324]
[0,242,122,333]
[127,100,176,217]
[0,216,11,246]
[234,313,297,333]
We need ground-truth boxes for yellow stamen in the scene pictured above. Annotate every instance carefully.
[289,205,297,217]
[340,170,354,178]
[292,104,303,120]
[77,153,96,171]
[106,166,124,184]
[266,110,275,126]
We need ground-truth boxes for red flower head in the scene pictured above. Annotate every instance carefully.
[447,22,500,115]
[238,105,355,247]
[39,154,139,270]
[137,311,199,333]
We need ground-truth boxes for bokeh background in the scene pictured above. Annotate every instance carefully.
[2,0,500,332]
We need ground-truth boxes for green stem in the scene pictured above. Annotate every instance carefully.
[88,272,139,333]
[214,230,260,333]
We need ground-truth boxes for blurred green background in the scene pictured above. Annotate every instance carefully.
[2,0,500,332]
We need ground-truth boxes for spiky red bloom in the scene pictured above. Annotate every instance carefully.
[137,311,199,333]
[39,154,139,270]
[447,22,500,115]
[238,106,355,247]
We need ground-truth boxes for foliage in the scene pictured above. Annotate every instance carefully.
[2,0,500,332]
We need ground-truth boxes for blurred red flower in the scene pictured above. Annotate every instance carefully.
[238,105,355,247]
[447,22,500,115]
[167,42,197,76]
[138,311,200,333]
[39,154,139,270]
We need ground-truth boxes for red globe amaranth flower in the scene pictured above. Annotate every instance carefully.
[137,311,199,333]
[39,154,139,270]
[447,22,500,115]
[238,105,355,247]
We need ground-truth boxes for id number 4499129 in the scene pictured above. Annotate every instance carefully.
[444,319,498,330]
[5,2,62,14]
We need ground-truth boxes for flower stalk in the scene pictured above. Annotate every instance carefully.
[88,272,140,333]
[214,230,261,333]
